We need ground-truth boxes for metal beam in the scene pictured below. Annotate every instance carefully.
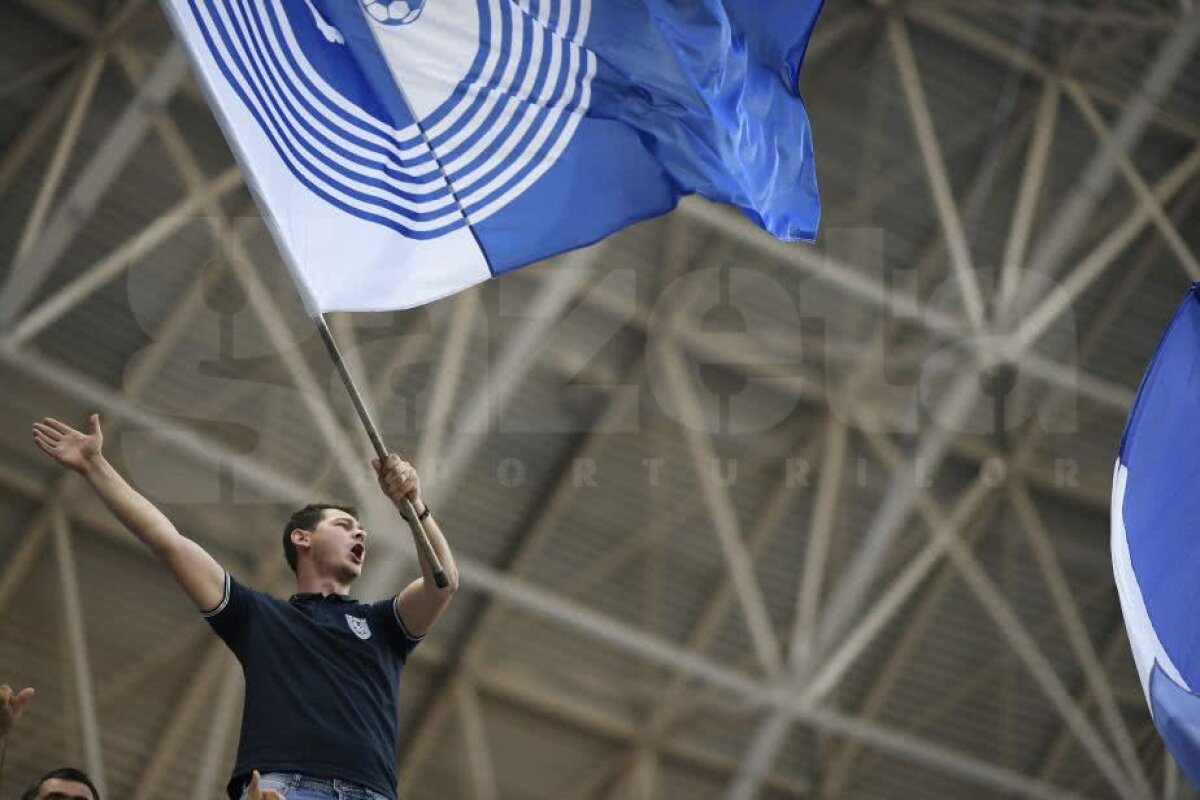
[14,0,99,39]
[611,438,820,788]
[933,0,1177,30]
[814,508,993,798]
[0,48,82,100]
[0,511,52,616]
[0,57,83,202]
[418,291,479,468]
[886,12,986,331]
[473,666,815,798]
[790,419,848,664]
[400,356,644,787]
[800,470,995,705]
[1010,483,1151,794]
[456,681,499,800]
[722,420,847,800]
[51,507,106,796]
[9,166,244,345]
[813,366,979,651]
[659,344,784,677]
[0,44,188,327]
[998,79,1060,319]
[12,49,107,267]
[725,465,997,800]
[131,643,227,800]
[675,197,1133,415]
[855,431,1140,800]
[1021,3,1200,288]
[1008,144,1200,355]
[189,665,243,800]
[801,18,1200,654]
[725,117,1048,800]
[906,3,1200,144]
[1063,79,1200,280]
[1035,620,1132,783]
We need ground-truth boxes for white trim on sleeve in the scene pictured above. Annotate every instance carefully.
[202,572,232,618]
[392,596,425,642]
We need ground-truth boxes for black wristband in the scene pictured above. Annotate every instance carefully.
[418,503,432,521]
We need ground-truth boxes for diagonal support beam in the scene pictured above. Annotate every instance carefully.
[9,166,243,345]
[855,431,1142,800]
[727,463,998,800]
[1063,79,1200,280]
[12,49,107,266]
[456,681,499,800]
[1008,144,1200,355]
[998,79,1060,319]
[418,291,479,468]
[1019,3,1200,287]
[905,4,1200,144]
[189,664,243,800]
[1009,483,1152,794]
[659,344,784,677]
[0,44,188,327]
[790,419,848,665]
[886,12,986,331]
[813,369,978,651]
[812,39,1200,659]
[0,57,88,203]
[51,507,107,796]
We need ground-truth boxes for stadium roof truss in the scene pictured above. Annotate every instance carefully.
[1,0,1199,798]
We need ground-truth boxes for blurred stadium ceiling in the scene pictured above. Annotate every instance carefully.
[1,0,1199,798]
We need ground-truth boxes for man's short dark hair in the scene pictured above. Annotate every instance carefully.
[282,503,357,574]
[20,768,100,800]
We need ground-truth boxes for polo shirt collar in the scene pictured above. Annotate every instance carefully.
[289,591,358,604]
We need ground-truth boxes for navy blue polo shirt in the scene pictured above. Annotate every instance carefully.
[203,572,421,799]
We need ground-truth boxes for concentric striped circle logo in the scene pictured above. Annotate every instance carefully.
[188,0,595,239]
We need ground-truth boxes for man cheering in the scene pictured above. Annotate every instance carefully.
[32,414,457,800]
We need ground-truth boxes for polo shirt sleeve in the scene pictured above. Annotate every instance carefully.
[370,597,423,659]
[202,572,256,655]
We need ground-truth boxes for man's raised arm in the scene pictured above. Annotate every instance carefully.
[374,454,458,638]
[32,414,225,612]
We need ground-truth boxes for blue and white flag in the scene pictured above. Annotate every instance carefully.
[160,0,823,311]
[1113,285,1200,787]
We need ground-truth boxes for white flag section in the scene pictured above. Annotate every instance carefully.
[160,0,592,312]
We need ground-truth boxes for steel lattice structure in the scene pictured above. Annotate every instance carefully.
[1,1,1199,798]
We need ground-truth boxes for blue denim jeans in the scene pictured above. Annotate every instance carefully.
[242,773,392,800]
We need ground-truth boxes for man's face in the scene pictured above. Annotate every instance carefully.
[36,778,95,800]
[298,508,367,581]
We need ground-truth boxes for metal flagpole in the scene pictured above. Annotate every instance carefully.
[314,314,449,589]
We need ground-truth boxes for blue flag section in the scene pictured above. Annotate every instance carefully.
[160,0,824,311]
[1113,285,1200,788]
[481,0,825,272]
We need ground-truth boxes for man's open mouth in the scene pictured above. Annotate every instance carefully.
[350,543,365,563]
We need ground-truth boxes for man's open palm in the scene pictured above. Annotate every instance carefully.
[32,415,102,473]
[0,684,34,738]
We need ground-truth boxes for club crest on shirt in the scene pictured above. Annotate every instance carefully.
[345,614,372,640]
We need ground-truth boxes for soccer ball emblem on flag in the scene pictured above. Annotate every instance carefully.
[361,0,425,25]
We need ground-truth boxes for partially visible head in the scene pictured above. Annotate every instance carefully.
[20,769,99,800]
[282,503,364,582]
